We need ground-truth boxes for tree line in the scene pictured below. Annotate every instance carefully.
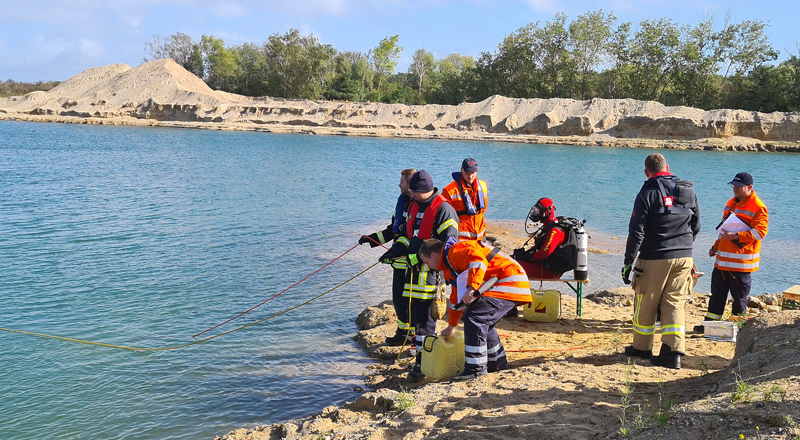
[0,79,61,98]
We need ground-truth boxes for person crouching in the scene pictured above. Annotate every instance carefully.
[419,238,531,380]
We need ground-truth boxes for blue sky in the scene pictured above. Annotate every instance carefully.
[0,0,797,82]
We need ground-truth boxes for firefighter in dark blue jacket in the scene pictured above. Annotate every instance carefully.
[622,153,700,370]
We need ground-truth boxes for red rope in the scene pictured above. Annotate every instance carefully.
[192,243,363,338]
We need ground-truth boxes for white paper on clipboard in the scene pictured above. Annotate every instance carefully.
[456,271,470,302]
[717,214,750,234]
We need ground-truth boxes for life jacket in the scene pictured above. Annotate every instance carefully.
[406,194,447,240]
[443,174,488,240]
[452,172,486,216]
[392,194,411,236]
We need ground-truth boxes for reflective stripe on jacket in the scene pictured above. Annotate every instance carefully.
[714,191,768,273]
[441,241,530,327]
[442,175,488,241]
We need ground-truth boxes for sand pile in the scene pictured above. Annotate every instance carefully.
[1,60,799,151]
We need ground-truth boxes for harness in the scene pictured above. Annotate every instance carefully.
[453,172,485,216]
[392,194,411,236]
[655,176,694,216]
[406,194,447,239]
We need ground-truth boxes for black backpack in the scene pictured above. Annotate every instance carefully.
[513,216,581,274]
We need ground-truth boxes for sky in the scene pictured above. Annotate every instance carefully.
[0,0,797,82]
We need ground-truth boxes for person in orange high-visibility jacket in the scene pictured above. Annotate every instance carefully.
[419,237,530,381]
[698,172,768,327]
[442,158,488,241]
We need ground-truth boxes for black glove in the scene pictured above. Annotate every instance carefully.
[621,264,632,285]
[358,235,372,246]
[379,250,398,264]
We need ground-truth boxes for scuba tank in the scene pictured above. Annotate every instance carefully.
[574,223,588,280]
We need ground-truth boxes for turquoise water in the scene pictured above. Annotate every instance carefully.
[0,120,798,439]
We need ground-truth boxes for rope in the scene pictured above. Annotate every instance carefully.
[193,243,361,338]
[0,262,379,351]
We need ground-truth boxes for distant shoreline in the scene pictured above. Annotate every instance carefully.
[2,113,799,153]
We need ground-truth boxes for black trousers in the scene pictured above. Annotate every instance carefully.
[392,267,412,335]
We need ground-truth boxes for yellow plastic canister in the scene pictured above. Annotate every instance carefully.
[420,331,465,379]
[522,289,561,322]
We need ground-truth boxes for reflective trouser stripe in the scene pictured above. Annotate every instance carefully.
[704,312,723,321]
[661,325,684,336]
[487,342,504,362]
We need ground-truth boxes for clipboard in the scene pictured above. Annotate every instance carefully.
[717,214,749,234]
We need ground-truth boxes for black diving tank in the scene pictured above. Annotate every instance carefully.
[574,223,588,280]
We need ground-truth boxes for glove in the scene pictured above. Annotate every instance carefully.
[407,253,419,267]
[621,264,632,285]
[358,235,371,246]
[379,250,398,264]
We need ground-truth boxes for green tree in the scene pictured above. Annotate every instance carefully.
[232,42,269,96]
[369,35,403,91]
[263,29,336,99]
[199,35,239,92]
[568,10,617,99]
[326,51,374,102]
[535,13,571,98]
[428,53,474,104]
[409,48,435,99]
[625,18,683,101]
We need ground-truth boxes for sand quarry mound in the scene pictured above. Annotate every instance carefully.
[218,224,800,440]
[2,60,800,151]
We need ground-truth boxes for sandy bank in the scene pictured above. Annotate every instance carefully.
[2,59,800,153]
[216,224,800,440]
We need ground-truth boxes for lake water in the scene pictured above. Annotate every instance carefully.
[1,120,798,439]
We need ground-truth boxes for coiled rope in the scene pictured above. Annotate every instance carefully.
[0,262,378,351]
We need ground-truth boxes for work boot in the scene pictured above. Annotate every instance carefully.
[650,343,682,369]
[407,365,425,382]
[693,324,705,333]
[624,346,652,359]
[384,332,408,346]
[450,368,487,382]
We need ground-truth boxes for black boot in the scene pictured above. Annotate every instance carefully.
[650,343,682,369]
[624,345,652,359]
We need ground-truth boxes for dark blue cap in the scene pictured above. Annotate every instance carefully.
[409,170,434,192]
[461,158,479,172]
[728,172,754,187]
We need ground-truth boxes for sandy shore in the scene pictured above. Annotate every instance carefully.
[216,223,800,440]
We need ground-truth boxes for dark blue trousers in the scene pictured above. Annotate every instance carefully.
[708,267,752,318]
[462,296,525,374]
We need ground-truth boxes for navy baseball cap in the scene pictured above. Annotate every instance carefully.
[461,158,479,172]
[728,172,754,187]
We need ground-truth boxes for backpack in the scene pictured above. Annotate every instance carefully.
[541,217,580,274]
[513,216,583,274]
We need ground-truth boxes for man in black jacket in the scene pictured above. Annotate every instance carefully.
[622,153,700,369]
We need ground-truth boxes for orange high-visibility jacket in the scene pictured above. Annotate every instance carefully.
[438,241,530,327]
[442,176,488,241]
[714,191,768,272]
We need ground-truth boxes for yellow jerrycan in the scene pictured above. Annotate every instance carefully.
[420,331,465,379]
[523,289,561,322]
